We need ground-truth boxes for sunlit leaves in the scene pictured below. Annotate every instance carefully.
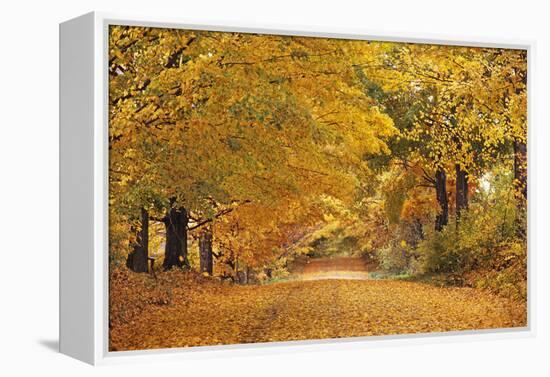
[108,26,527,292]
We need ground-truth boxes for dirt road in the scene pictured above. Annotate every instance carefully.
[110,258,526,351]
[293,256,373,280]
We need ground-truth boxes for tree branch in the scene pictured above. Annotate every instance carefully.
[187,200,252,231]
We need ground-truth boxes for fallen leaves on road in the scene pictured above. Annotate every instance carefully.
[109,268,526,351]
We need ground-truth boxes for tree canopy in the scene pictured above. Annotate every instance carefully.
[108,26,527,296]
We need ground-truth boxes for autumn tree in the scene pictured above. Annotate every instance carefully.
[108,26,527,291]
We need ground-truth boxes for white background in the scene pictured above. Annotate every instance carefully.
[0,0,548,375]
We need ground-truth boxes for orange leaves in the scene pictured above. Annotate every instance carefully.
[109,267,526,351]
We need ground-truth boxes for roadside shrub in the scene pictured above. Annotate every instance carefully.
[417,227,467,273]
[415,178,526,301]
[471,240,527,301]
[375,239,420,274]
[376,244,407,273]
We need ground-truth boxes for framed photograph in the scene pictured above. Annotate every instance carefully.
[60,12,533,365]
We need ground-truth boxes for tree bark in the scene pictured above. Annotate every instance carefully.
[126,208,149,273]
[244,267,250,284]
[413,218,424,244]
[513,139,527,238]
[435,169,449,231]
[163,204,190,270]
[234,255,239,282]
[513,140,527,204]
[199,227,213,275]
[455,164,469,220]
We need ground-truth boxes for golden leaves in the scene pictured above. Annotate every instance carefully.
[109,268,526,351]
[106,29,528,350]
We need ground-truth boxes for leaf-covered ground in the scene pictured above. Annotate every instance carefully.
[109,266,526,351]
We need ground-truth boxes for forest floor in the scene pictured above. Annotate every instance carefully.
[109,257,527,351]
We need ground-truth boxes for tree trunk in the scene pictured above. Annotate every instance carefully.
[199,227,213,275]
[163,204,189,270]
[435,169,449,231]
[244,266,250,284]
[513,140,527,204]
[126,208,149,273]
[413,218,424,244]
[455,164,469,220]
[234,255,239,282]
[513,139,527,238]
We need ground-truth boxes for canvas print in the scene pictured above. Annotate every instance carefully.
[108,25,527,351]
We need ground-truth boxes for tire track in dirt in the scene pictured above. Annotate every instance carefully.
[237,285,303,344]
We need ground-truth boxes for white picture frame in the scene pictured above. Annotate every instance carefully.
[59,11,535,365]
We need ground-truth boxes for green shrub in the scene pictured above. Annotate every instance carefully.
[376,241,414,273]
[417,229,458,273]
[472,240,527,301]
[377,245,405,273]
[413,179,526,301]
